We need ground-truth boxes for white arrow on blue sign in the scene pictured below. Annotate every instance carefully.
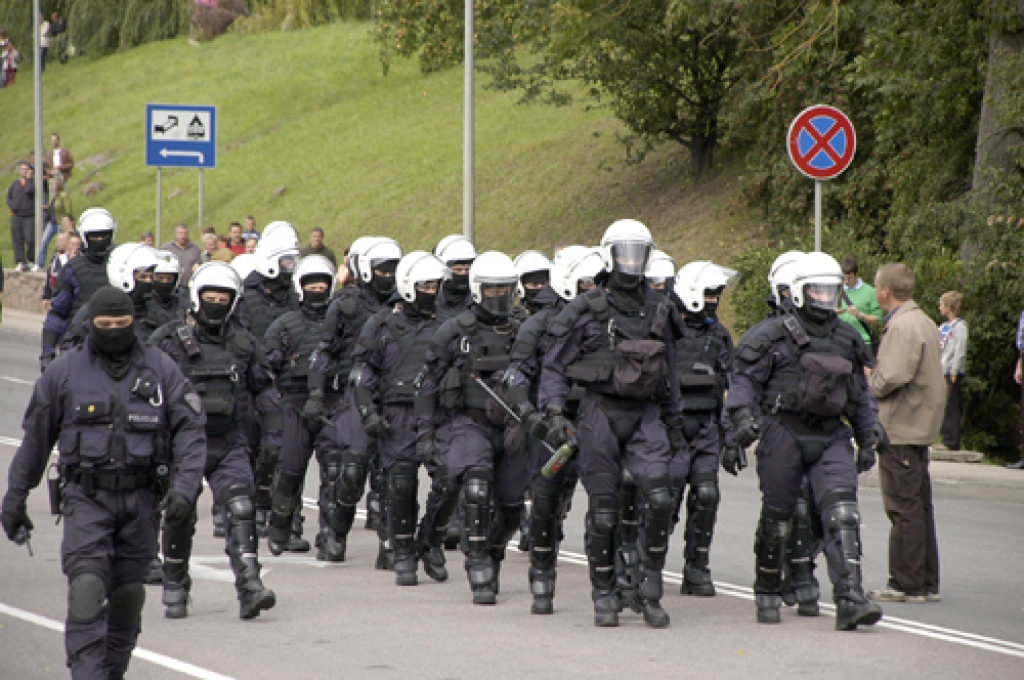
[146,104,217,168]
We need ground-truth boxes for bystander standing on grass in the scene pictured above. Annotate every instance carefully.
[299,226,336,267]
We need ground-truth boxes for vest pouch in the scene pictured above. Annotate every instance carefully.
[472,355,510,374]
[126,404,162,465]
[564,356,613,384]
[612,339,667,400]
[70,398,114,463]
[439,367,464,410]
[58,430,81,466]
[797,353,853,417]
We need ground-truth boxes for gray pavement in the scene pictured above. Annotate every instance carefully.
[1,326,1023,678]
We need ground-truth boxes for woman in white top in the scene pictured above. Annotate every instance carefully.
[938,291,968,450]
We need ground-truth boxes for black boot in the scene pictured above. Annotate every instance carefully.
[162,574,190,619]
[835,593,883,631]
[389,462,420,586]
[756,594,782,624]
[790,497,822,616]
[316,526,347,562]
[637,478,673,628]
[267,471,303,556]
[821,490,883,631]
[639,568,670,628]
[285,508,311,553]
[144,556,164,585]
[224,486,276,620]
[463,469,496,604]
[753,505,791,625]
[680,474,719,597]
[587,494,620,626]
[528,483,561,615]
[416,472,459,583]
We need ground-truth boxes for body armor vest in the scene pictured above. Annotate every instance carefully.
[675,322,731,413]
[375,312,441,405]
[432,311,516,419]
[274,310,334,402]
[243,284,299,340]
[64,255,110,321]
[141,296,183,339]
[57,345,169,471]
[330,288,380,381]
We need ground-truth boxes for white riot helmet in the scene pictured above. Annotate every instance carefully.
[769,250,804,301]
[294,255,337,310]
[106,244,159,299]
[396,251,447,314]
[153,250,181,302]
[645,250,676,290]
[675,261,730,314]
[230,253,259,283]
[469,251,518,318]
[78,208,118,258]
[600,219,654,284]
[354,237,403,302]
[254,224,300,279]
[347,236,385,281]
[435,234,477,296]
[514,250,552,302]
[261,221,297,242]
[550,246,605,301]
[790,252,844,319]
[189,262,243,325]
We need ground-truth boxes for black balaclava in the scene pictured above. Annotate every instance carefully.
[443,260,473,299]
[370,261,398,303]
[130,271,154,306]
[413,288,438,316]
[196,288,235,333]
[301,274,332,313]
[85,230,114,264]
[154,277,178,304]
[520,271,550,309]
[88,286,136,379]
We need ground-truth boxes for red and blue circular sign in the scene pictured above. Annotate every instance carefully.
[787,105,856,180]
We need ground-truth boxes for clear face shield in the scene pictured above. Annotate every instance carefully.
[277,254,298,280]
[611,242,652,278]
[803,282,841,312]
[479,281,516,318]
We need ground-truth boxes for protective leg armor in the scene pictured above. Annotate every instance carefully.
[253,443,280,535]
[462,468,497,605]
[388,461,421,586]
[415,475,459,583]
[638,477,673,628]
[754,504,792,624]
[528,483,561,615]
[786,496,821,616]
[161,504,197,619]
[366,450,385,531]
[587,494,620,627]
[681,473,719,597]
[223,485,277,619]
[821,489,882,631]
[615,476,641,614]
[268,470,304,555]
[317,450,348,562]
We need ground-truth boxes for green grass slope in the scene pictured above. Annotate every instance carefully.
[0,21,753,267]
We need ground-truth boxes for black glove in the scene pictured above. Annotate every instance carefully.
[416,431,441,466]
[302,394,325,428]
[361,406,390,439]
[39,354,54,373]
[733,409,760,449]
[665,416,685,454]
[1,502,33,543]
[515,403,548,441]
[721,442,747,476]
[872,422,891,454]
[160,490,193,525]
[544,408,573,449]
[856,442,877,473]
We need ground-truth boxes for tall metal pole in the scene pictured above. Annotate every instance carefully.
[33,0,44,262]
[198,169,204,233]
[463,0,475,244]
[814,180,822,252]
[156,167,162,246]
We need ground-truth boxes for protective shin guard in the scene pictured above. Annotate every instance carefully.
[462,468,496,604]
[638,477,673,628]
[528,483,561,591]
[615,477,641,613]
[587,494,620,627]
[754,504,792,624]
[788,497,821,616]
[223,485,277,619]
[336,450,369,535]
[388,462,421,585]
[106,582,146,677]
[267,470,303,555]
[318,450,348,562]
[416,476,459,582]
[681,473,720,597]
[366,452,385,531]
[821,489,882,631]
[161,506,197,618]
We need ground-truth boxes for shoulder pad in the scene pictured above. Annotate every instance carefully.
[548,295,591,338]
[456,311,478,332]
[735,320,781,364]
[232,331,254,357]
[338,295,359,318]
[428,318,461,362]
[584,289,610,321]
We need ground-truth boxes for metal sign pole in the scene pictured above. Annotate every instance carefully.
[463,0,475,245]
[198,169,204,232]
[814,180,822,252]
[156,167,162,246]
[33,0,44,262]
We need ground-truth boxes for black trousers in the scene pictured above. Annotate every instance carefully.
[10,214,35,264]
[940,375,962,450]
[878,445,940,597]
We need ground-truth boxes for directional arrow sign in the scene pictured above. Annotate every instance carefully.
[146,104,217,168]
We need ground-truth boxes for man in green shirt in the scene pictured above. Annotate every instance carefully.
[839,256,883,357]
[299,227,337,268]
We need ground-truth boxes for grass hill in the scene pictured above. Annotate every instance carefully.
[0,21,755,269]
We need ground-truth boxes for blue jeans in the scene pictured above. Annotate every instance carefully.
[36,221,59,268]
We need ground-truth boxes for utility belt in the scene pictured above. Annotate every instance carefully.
[63,465,157,495]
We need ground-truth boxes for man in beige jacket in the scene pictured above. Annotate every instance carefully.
[867,263,945,604]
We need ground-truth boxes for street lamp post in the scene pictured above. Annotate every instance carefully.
[463,0,475,245]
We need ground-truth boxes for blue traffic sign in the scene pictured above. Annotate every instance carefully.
[146,104,217,168]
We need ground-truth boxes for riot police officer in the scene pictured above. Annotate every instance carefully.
[307,237,403,560]
[349,251,452,585]
[150,262,278,620]
[507,245,604,614]
[644,250,676,293]
[415,252,529,605]
[148,250,185,327]
[434,234,477,322]
[669,261,734,596]
[2,286,207,679]
[264,256,347,558]
[539,219,683,629]
[41,208,118,370]
[723,252,884,630]
[514,250,552,312]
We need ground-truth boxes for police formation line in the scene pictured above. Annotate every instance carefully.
[0,211,887,680]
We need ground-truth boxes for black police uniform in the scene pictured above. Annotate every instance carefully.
[2,293,206,679]
[415,305,530,604]
[40,242,111,367]
[724,305,884,629]
[539,283,682,628]
[150,316,277,619]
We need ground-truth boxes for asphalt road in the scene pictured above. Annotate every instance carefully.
[1,330,1022,679]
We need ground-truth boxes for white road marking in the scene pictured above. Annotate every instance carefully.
[0,603,238,680]
[2,375,35,386]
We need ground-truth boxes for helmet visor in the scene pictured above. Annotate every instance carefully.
[611,242,651,277]
[804,283,841,311]
[278,255,297,274]
[479,281,515,317]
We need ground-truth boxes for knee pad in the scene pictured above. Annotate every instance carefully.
[463,468,492,506]
[587,495,618,537]
[338,451,369,505]
[691,474,720,508]
[530,482,561,520]
[271,470,304,516]
[640,476,674,521]
[108,582,145,629]
[221,484,255,522]
[320,449,345,484]
[821,488,861,554]
[388,462,419,501]
[68,571,107,625]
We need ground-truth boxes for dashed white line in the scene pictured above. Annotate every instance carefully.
[2,375,35,386]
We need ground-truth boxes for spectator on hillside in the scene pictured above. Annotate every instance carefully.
[39,14,50,72]
[42,231,71,308]
[35,174,69,271]
[839,256,883,358]
[67,232,81,259]
[245,237,258,254]
[7,161,43,271]
[1,29,16,88]
[938,291,967,451]
[141,231,155,247]
[242,215,259,241]
[867,263,945,605]
[50,13,66,36]
[162,223,203,284]
[48,133,74,186]
[299,226,337,267]
[228,221,246,255]
[201,233,217,263]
